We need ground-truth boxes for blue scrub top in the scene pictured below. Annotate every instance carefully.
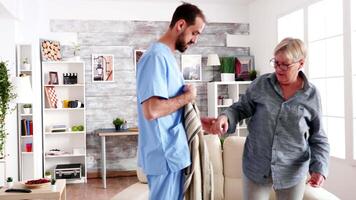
[136,42,191,175]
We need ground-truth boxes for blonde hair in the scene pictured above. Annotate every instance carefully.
[274,37,307,62]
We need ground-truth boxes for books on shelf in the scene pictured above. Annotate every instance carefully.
[21,119,33,136]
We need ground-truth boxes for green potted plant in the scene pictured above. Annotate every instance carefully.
[45,171,51,179]
[23,104,32,114]
[6,177,13,188]
[0,61,16,159]
[220,57,235,82]
[113,117,124,130]
[22,57,30,70]
[51,178,56,191]
[248,69,257,81]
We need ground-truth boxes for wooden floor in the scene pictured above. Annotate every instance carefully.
[66,177,139,200]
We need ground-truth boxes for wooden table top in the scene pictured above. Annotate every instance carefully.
[95,128,139,137]
[0,179,65,200]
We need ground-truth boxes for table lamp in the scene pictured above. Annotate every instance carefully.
[207,54,220,81]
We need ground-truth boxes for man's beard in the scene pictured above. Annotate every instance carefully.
[175,32,191,53]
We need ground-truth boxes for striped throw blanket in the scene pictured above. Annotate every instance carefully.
[183,102,214,200]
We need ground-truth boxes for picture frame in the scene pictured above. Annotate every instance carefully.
[134,49,146,72]
[92,54,114,82]
[48,71,59,85]
[181,54,202,81]
[40,39,62,61]
[236,56,254,81]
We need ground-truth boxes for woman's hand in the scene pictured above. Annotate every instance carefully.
[200,117,216,134]
[307,172,325,187]
[211,115,229,136]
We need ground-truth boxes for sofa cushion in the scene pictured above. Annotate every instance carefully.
[204,135,224,200]
[223,136,246,200]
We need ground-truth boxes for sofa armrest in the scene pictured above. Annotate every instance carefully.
[110,182,148,200]
[303,184,340,200]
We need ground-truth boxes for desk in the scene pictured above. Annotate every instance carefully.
[0,179,66,200]
[96,129,138,188]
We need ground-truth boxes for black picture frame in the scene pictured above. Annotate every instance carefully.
[49,71,59,85]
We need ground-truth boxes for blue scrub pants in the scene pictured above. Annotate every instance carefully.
[147,170,184,200]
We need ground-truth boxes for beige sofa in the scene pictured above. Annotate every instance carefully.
[112,135,340,200]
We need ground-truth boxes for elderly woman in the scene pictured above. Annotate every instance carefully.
[210,38,330,199]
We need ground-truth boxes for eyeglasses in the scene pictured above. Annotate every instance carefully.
[269,58,299,71]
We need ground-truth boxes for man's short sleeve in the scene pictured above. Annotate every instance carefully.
[137,54,169,104]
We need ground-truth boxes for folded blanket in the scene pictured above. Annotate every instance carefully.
[183,102,214,200]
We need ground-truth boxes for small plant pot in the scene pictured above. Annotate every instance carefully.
[115,125,121,131]
[23,108,31,114]
[22,63,31,71]
[6,182,13,188]
[221,73,235,82]
[51,184,57,191]
[74,56,81,61]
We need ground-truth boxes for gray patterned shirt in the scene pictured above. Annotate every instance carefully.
[221,72,329,189]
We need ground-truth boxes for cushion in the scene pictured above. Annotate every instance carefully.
[224,177,243,200]
[204,135,224,200]
[223,136,246,200]
[223,136,245,179]
[136,166,148,183]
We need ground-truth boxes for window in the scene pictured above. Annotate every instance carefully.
[277,9,304,42]
[308,0,345,159]
[351,0,356,159]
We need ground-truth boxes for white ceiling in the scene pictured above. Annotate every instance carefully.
[83,0,256,6]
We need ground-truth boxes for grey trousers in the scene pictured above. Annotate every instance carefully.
[243,173,306,200]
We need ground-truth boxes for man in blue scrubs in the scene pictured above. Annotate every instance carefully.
[136,3,206,200]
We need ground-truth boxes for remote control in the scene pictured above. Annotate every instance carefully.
[5,188,32,193]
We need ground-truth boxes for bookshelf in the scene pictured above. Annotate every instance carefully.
[41,61,87,183]
[207,81,251,136]
[16,44,37,181]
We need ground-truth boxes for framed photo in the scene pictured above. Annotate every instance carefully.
[40,39,62,61]
[92,54,114,82]
[236,56,254,81]
[48,71,59,85]
[134,49,146,72]
[181,54,202,81]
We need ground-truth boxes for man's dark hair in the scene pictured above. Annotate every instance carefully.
[169,3,206,28]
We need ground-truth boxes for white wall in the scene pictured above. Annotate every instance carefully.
[0,16,19,183]
[36,0,248,23]
[249,0,356,199]
[0,0,20,19]
[248,0,316,74]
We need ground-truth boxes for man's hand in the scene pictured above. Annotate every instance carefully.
[183,84,197,102]
[307,172,325,187]
[211,115,229,136]
[200,117,216,134]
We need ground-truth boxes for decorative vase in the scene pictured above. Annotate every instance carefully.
[23,108,31,114]
[7,182,13,188]
[51,184,57,191]
[115,125,121,131]
[221,73,235,82]
[22,63,31,71]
